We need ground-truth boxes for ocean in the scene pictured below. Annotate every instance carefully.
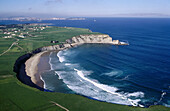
[1,18,170,107]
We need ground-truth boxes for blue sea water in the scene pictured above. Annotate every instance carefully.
[1,18,170,107]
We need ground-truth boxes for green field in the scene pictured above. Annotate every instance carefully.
[0,25,169,111]
[0,25,100,76]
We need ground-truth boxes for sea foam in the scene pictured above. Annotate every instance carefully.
[49,48,145,107]
[49,52,53,70]
[74,68,144,107]
[101,70,123,77]
[40,75,47,89]
[57,51,66,63]
[126,92,145,98]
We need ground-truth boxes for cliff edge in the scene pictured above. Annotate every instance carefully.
[40,34,127,51]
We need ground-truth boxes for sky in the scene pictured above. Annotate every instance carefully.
[0,0,170,18]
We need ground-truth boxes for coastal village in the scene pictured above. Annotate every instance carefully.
[0,24,48,39]
[0,24,61,56]
[0,17,86,21]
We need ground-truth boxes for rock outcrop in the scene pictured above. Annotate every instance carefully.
[66,34,113,44]
[40,34,122,51]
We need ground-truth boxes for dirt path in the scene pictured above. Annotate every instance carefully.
[50,101,69,111]
[0,75,13,78]
[0,39,19,56]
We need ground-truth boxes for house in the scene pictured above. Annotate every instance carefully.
[3,36,12,38]
[51,40,59,43]
[19,35,25,38]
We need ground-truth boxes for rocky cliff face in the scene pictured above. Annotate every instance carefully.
[40,43,72,51]
[66,34,113,44]
[40,34,118,51]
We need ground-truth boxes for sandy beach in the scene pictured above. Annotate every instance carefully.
[25,51,50,88]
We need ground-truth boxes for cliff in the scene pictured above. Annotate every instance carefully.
[40,34,122,51]
[66,34,113,44]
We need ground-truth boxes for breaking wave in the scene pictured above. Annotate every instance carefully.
[48,50,145,107]
[42,43,170,108]
[57,51,66,63]
[73,68,144,107]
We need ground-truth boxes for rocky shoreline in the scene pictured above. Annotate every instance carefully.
[14,34,128,89]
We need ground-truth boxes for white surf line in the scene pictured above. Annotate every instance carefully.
[40,75,46,89]
[55,44,144,107]
[0,39,19,56]
[49,52,53,70]
[50,101,69,111]
[74,68,144,107]
[155,91,167,105]
[57,50,65,63]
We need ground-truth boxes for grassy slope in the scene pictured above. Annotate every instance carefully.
[0,77,168,111]
[0,26,169,111]
[0,26,99,76]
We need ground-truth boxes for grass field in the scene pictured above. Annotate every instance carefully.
[0,26,99,76]
[0,25,169,111]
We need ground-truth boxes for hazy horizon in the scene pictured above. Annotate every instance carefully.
[0,0,170,18]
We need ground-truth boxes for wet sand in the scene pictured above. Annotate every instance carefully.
[37,51,51,75]
[25,51,51,88]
